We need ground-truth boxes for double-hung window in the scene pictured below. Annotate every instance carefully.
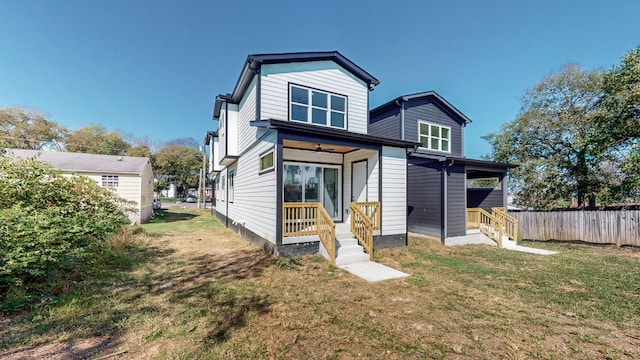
[418,121,450,152]
[290,85,346,129]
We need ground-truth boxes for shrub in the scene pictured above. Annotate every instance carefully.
[0,154,135,311]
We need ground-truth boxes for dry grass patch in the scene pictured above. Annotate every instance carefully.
[1,210,639,359]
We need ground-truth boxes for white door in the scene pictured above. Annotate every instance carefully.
[351,160,368,202]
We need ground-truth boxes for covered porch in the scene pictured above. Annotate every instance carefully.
[251,119,416,263]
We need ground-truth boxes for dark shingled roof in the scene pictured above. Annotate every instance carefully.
[6,149,151,174]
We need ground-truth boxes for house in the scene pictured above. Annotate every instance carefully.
[6,149,154,224]
[209,51,417,263]
[369,92,516,243]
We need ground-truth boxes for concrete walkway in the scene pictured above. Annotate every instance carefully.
[444,230,558,255]
[502,238,558,255]
[339,261,410,282]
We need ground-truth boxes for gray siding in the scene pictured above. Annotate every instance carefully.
[467,188,504,212]
[407,159,441,237]
[369,106,400,139]
[446,165,466,237]
[404,98,465,157]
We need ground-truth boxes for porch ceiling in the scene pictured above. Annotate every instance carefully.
[283,139,357,154]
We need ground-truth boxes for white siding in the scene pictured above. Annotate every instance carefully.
[74,170,152,225]
[218,106,227,160]
[260,61,369,134]
[343,149,379,223]
[209,137,222,173]
[381,146,407,235]
[215,172,226,215]
[227,103,239,156]
[226,131,278,243]
[238,77,257,154]
[138,163,154,224]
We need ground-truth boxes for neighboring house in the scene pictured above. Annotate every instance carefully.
[209,51,417,262]
[369,92,516,242]
[7,149,154,224]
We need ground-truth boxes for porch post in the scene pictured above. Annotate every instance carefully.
[275,131,284,247]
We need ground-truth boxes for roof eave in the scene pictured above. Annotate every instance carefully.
[228,51,380,105]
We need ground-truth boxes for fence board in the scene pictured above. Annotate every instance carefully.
[509,210,640,246]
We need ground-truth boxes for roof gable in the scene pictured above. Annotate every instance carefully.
[6,149,151,174]
[371,91,472,125]
[214,51,379,119]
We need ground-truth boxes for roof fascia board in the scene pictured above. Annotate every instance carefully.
[371,91,473,125]
[229,51,380,107]
[252,119,418,148]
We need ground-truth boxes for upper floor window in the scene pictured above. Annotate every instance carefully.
[290,85,346,129]
[418,121,450,152]
[101,175,119,189]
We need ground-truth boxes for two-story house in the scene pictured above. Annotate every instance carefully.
[209,52,417,265]
[369,92,516,243]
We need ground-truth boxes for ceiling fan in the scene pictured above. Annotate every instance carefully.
[314,143,335,153]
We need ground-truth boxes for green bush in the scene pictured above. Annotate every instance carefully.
[0,154,134,311]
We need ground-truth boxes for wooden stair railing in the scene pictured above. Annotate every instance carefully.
[350,201,381,230]
[492,207,519,243]
[466,208,503,247]
[283,202,336,265]
[350,202,375,260]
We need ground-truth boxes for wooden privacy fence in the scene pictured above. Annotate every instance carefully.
[509,210,640,246]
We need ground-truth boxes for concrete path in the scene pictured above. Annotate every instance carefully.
[502,239,558,255]
[339,261,410,282]
[444,230,558,255]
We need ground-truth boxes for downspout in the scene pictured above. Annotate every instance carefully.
[255,67,261,121]
[226,166,229,228]
[440,158,455,245]
[399,99,405,140]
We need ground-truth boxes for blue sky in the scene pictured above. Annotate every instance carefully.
[1,0,638,157]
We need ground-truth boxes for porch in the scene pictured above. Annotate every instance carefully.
[282,201,381,266]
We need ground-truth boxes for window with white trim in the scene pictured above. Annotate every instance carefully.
[220,175,226,201]
[418,121,450,152]
[259,150,274,174]
[228,171,235,203]
[101,175,119,189]
[290,85,346,129]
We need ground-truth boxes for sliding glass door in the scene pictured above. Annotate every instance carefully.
[283,163,341,220]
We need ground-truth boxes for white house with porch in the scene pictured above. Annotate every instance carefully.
[209,51,417,264]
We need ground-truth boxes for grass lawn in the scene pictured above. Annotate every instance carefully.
[1,207,639,359]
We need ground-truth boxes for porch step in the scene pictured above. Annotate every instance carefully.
[335,231,370,265]
[319,225,371,266]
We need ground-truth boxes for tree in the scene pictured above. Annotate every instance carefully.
[154,143,201,197]
[484,64,609,209]
[596,45,640,202]
[164,137,200,149]
[65,125,131,155]
[0,107,68,150]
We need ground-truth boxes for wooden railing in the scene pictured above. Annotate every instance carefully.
[350,201,381,230]
[283,202,336,265]
[350,202,374,260]
[492,207,519,242]
[466,208,503,247]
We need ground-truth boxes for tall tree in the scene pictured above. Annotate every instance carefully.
[0,107,68,150]
[484,64,608,209]
[65,125,130,155]
[596,45,640,202]
[154,143,201,196]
